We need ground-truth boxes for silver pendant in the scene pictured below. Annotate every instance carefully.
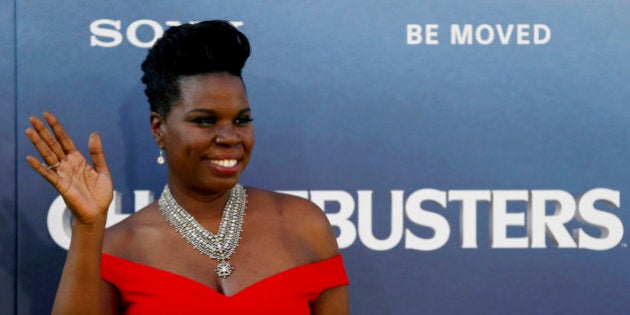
[215,260,234,278]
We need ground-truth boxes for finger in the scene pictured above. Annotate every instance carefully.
[43,112,77,153]
[88,132,110,176]
[25,155,59,186]
[26,125,61,166]
[29,115,66,159]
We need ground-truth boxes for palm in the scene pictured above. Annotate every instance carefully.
[54,151,113,223]
[26,113,114,224]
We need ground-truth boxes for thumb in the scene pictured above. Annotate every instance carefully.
[88,132,110,176]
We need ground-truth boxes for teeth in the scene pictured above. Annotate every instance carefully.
[212,159,238,168]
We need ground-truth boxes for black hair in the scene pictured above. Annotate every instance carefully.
[141,20,251,117]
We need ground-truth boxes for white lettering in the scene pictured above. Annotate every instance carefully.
[534,24,551,44]
[406,24,422,45]
[475,24,495,45]
[406,24,439,45]
[405,189,450,251]
[47,195,73,249]
[126,19,164,48]
[165,21,182,27]
[310,190,357,249]
[529,190,577,248]
[90,19,244,48]
[495,24,514,45]
[47,191,152,250]
[451,24,473,45]
[357,190,404,251]
[449,190,491,248]
[47,188,622,251]
[90,19,123,48]
[426,24,439,45]
[516,24,531,45]
[491,190,529,248]
[574,188,623,250]
[449,24,551,45]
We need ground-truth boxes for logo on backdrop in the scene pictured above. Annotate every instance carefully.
[89,19,244,48]
[47,188,624,251]
[406,24,551,45]
[90,20,551,48]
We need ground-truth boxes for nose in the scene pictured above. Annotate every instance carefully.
[214,122,240,146]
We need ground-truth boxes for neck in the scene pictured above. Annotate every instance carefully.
[165,181,234,220]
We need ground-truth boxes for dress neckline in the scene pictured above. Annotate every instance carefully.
[101,253,341,298]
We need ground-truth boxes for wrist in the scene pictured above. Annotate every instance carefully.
[71,214,108,231]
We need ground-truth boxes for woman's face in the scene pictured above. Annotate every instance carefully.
[155,72,254,193]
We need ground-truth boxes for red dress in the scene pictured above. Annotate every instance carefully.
[101,253,349,314]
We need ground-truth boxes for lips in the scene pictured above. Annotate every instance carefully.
[204,156,242,176]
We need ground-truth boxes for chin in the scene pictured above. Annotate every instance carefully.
[205,177,242,191]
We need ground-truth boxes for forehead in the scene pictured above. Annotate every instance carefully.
[176,72,248,110]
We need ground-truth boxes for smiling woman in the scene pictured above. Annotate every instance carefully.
[154,73,255,193]
[26,20,349,314]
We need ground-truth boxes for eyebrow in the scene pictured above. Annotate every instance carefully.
[186,108,251,115]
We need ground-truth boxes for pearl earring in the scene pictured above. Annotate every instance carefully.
[157,149,165,165]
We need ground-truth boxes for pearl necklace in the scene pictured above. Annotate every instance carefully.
[158,184,247,278]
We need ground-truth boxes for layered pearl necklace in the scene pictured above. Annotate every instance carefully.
[158,184,247,278]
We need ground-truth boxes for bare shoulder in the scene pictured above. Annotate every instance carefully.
[246,187,340,260]
[102,202,164,257]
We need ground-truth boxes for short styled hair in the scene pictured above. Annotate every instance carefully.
[141,20,251,117]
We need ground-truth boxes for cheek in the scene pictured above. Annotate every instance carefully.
[243,129,255,152]
[167,130,207,154]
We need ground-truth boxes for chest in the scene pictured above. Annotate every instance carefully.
[125,212,314,296]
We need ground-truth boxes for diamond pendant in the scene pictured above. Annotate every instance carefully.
[215,260,234,278]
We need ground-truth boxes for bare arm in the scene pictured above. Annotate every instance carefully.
[284,197,350,315]
[26,112,116,314]
[311,286,349,315]
[308,207,349,315]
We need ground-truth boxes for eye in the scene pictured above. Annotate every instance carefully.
[191,116,216,126]
[234,116,253,127]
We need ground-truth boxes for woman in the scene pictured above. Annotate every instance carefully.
[26,20,349,314]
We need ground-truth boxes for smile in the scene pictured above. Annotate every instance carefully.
[210,159,238,168]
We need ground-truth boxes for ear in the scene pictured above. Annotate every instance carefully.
[150,112,166,148]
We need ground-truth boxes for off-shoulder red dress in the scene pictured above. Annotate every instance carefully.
[101,253,349,314]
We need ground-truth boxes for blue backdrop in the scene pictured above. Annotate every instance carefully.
[1,0,16,314]
[3,1,630,314]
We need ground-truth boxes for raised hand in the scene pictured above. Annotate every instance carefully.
[26,112,113,225]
